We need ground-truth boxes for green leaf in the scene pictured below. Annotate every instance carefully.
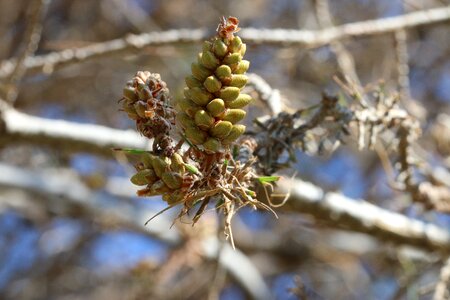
[257,176,280,184]
[223,159,228,168]
[112,148,149,154]
[184,163,200,175]
[245,190,256,197]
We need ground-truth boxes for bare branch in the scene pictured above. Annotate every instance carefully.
[0,6,449,78]
[278,178,450,254]
[3,0,50,104]
[0,108,150,156]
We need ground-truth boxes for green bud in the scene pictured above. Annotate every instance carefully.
[161,172,183,189]
[201,50,219,70]
[191,62,211,81]
[221,124,246,145]
[210,120,233,138]
[203,76,222,93]
[152,156,171,178]
[202,40,212,52]
[203,138,221,153]
[213,39,228,58]
[226,94,252,109]
[223,53,241,65]
[219,87,240,102]
[141,153,154,168]
[223,109,246,124]
[188,87,213,106]
[178,97,200,118]
[230,36,242,53]
[123,86,137,102]
[240,43,247,56]
[170,153,185,173]
[185,126,208,145]
[185,75,203,88]
[194,110,214,130]
[229,75,248,88]
[234,60,250,74]
[131,169,156,186]
[176,112,196,129]
[215,65,232,81]
[206,98,226,117]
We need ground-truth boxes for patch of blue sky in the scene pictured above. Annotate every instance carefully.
[86,230,168,274]
[296,150,367,199]
[0,211,39,289]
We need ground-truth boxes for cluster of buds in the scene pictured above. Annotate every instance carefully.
[122,72,176,155]
[177,17,251,153]
[131,152,188,205]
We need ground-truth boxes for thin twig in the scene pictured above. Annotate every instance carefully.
[1,6,449,78]
[3,0,50,104]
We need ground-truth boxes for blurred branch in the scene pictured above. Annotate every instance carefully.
[0,107,150,156]
[247,73,283,115]
[313,0,361,86]
[0,163,271,300]
[0,5,449,78]
[278,178,450,254]
[3,0,50,104]
[433,257,450,300]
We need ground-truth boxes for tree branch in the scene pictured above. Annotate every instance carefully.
[0,108,150,156]
[278,178,450,254]
[0,6,448,78]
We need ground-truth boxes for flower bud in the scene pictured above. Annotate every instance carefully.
[206,98,226,117]
[223,109,246,124]
[161,172,183,189]
[203,76,222,93]
[170,153,185,173]
[226,94,252,109]
[223,53,241,65]
[152,156,171,178]
[188,87,213,106]
[176,112,196,129]
[134,101,147,118]
[191,62,211,81]
[178,97,200,118]
[131,169,156,186]
[215,65,232,81]
[229,75,248,88]
[185,126,208,145]
[194,110,214,130]
[229,36,242,53]
[234,60,250,74]
[123,86,138,102]
[203,138,221,153]
[210,120,233,138]
[213,39,228,58]
[185,75,203,88]
[202,40,212,52]
[219,87,240,102]
[221,124,246,145]
[201,50,219,70]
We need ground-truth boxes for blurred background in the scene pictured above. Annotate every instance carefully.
[0,0,450,299]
